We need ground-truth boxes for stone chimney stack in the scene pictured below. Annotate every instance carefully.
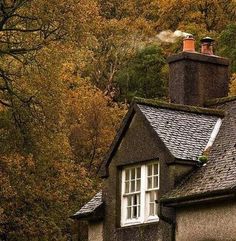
[168,36,229,106]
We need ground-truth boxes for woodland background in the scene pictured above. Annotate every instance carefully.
[0,0,236,240]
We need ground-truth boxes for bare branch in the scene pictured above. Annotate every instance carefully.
[11,13,38,21]
[0,45,43,56]
[0,99,12,107]
[1,27,42,32]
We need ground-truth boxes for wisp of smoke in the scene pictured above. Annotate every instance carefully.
[156,30,191,43]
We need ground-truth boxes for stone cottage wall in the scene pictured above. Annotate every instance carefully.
[103,112,174,241]
[176,200,236,241]
[88,221,103,241]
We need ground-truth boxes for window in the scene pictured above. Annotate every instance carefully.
[121,162,159,227]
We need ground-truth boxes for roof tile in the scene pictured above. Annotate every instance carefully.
[138,104,220,161]
[162,100,236,201]
[73,191,103,218]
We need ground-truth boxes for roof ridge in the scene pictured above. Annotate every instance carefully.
[205,95,236,106]
[133,97,225,117]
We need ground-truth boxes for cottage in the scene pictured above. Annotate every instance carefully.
[72,36,236,241]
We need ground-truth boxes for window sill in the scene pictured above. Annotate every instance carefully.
[146,216,159,223]
[119,219,159,229]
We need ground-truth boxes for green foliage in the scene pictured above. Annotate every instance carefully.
[198,155,208,164]
[218,24,236,73]
[115,44,167,101]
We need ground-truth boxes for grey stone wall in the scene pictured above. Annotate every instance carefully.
[176,200,236,241]
[168,52,229,106]
[88,221,103,241]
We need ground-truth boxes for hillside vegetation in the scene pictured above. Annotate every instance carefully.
[0,0,236,240]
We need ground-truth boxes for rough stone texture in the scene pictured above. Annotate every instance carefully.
[176,200,236,241]
[77,221,88,241]
[138,104,219,161]
[73,192,103,218]
[88,221,103,241]
[163,100,236,200]
[103,112,178,241]
[168,52,229,106]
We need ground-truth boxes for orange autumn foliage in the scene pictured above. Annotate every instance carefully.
[0,154,93,240]
[0,0,235,240]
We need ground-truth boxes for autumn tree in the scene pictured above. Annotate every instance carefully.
[1,0,236,240]
[0,0,125,240]
[62,67,126,173]
[157,0,236,32]
[230,74,236,95]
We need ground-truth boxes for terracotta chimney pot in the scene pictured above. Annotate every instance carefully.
[201,37,214,55]
[183,35,195,52]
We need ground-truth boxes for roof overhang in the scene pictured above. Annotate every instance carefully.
[160,187,236,207]
[71,203,104,221]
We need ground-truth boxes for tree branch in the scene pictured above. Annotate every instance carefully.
[0,99,12,107]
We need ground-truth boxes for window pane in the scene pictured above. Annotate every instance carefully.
[131,180,135,192]
[149,203,155,216]
[125,181,129,193]
[154,176,159,188]
[147,165,152,176]
[137,167,141,178]
[136,179,140,191]
[150,191,155,202]
[127,207,131,219]
[131,168,135,179]
[137,205,140,217]
[137,194,140,204]
[148,177,152,189]
[132,194,140,218]
[125,170,130,181]
[154,164,158,175]
[133,206,137,218]
[127,196,132,206]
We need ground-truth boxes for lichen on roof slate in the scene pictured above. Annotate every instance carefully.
[205,95,236,107]
[73,191,103,218]
[138,104,220,161]
[134,97,225,117]
[162,100,236,202]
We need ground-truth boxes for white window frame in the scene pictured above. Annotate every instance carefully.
[121,162,160,227]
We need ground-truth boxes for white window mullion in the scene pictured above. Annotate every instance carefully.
[140,164,146,223]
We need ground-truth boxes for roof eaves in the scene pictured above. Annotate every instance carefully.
[134,97,225,117]
[71,202,104,221]
[167,158,200,166]
[98,106,135,178]
[160,186,236,206]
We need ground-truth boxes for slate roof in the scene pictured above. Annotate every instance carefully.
[162,99,236,202]
[72,191,103,219]
[138,104,220,161]
[99,99,224,177]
